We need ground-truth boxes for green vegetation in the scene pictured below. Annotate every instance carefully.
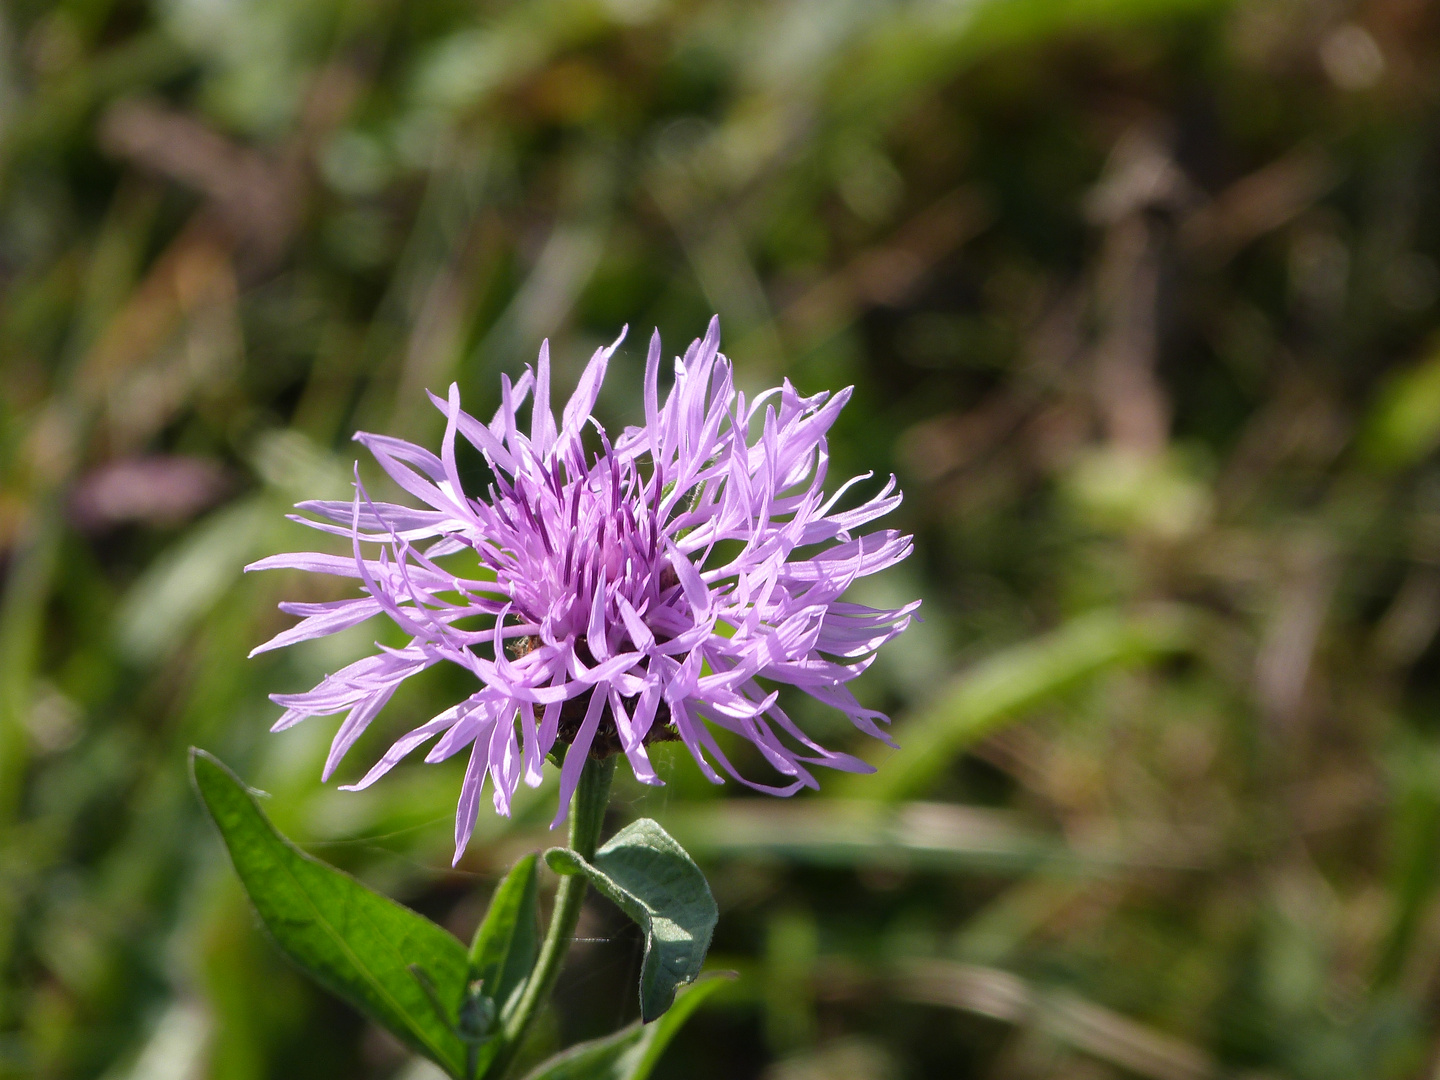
[5,0,1440,1076]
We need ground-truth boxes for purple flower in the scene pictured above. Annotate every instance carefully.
[248,319,916,861]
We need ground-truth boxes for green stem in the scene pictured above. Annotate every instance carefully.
[491,754,615,1078]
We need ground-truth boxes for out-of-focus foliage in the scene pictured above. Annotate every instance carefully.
[5,0,1440,1077]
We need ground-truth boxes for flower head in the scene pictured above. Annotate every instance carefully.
[249,319,916,860]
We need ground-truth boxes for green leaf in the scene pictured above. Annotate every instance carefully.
[518,975,732,1080]
[545,818,716,1022]
[189,748,471,1078]
[468,852,540,1022]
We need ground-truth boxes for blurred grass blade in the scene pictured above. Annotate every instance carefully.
[836,0,1220,119]
[668,800,1060,872]
[107,1000,211,1080]
[1359,345,1440,468]
[117,498,269,663]
[887,959,1216,1080]
[468,852,540,1022]
[518,975,732,1080]
[951,876,1093,966]
[545,819,717,1022]
[116,431,352,664]
[1375,736,1440,985]
[763,909,817,1052]
[249,429,353,501]
[0,505,60,826]
[190,748,471,1078]
[855,606,1193,802]
[0,504,62,1017]
[1,31,190,165]
[666,800,1208,874]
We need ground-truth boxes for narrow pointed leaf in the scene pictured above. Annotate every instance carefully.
[190,749,470,1077]
[469,852,540,1020]
[545,818,717,1021]
[518,975,731,1080]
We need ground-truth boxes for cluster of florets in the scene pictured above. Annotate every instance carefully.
[250,319,915,859]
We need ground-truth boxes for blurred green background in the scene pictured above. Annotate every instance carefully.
[7,0,1440,1076]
